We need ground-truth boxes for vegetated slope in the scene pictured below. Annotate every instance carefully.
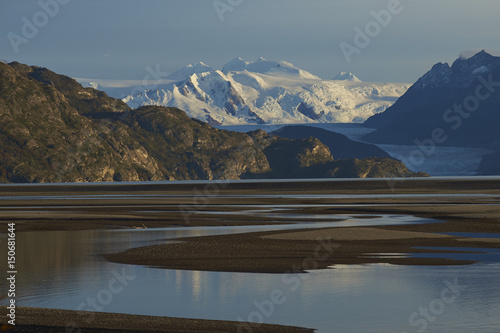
[0,62,272,182]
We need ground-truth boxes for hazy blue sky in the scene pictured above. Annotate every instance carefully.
[1,0,500,83]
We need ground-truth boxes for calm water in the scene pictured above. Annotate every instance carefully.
[1,215,500,332]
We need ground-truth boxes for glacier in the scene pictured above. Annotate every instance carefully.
[79,57,410,126]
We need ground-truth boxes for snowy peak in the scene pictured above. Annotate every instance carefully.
[222,57,250,72]
[80,81,100,89]
[333,72,361,82]
[222,57,320,80]
[188,61,210,68]
[166,62,214,81]
[119,57,410,125]
[415,51,500,90]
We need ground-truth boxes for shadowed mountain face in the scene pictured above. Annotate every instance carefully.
[270,125,391,160]
[242,130,426,179]
[364,51,500,149]
[0,61,425,183]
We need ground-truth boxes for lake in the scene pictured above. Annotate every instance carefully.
[2,210,500,332]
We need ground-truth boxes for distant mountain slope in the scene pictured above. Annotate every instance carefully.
[166,62,214,81]
[270,125,391,159]
[0,61,425,183]
[364,51,500,149]
[222,57,320,80]
[333,72,361,82]
[242,130,424,179]
[118,57,409,125]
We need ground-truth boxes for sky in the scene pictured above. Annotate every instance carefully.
[1,0,500,84]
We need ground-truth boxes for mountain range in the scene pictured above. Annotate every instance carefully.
[0,61,423,183]
[364,51,500,149]
[84,57,410,126]
[362,50,500,175]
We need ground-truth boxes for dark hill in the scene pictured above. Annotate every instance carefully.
[270,125,391,159]
[363,51,500,149]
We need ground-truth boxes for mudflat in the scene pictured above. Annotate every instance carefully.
[2,178,499,270]
[2,178,500,331]
[103,219,500,273]
[0,306,313,332]
[2,178,500,232]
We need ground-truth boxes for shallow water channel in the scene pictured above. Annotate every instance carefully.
[2,213,500,332]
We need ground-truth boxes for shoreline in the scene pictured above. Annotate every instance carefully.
[0,306,314,332]
[2,178,500,233]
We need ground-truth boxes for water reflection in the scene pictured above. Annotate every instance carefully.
[1,219,500,332]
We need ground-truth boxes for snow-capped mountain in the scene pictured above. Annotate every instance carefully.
[81,81,100,90]
[166,62,214,81]
[222,57,320,80]
[113,57,410,125]
[333,72,361,82]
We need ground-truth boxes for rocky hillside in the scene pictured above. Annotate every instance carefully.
[0,61,426,183]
